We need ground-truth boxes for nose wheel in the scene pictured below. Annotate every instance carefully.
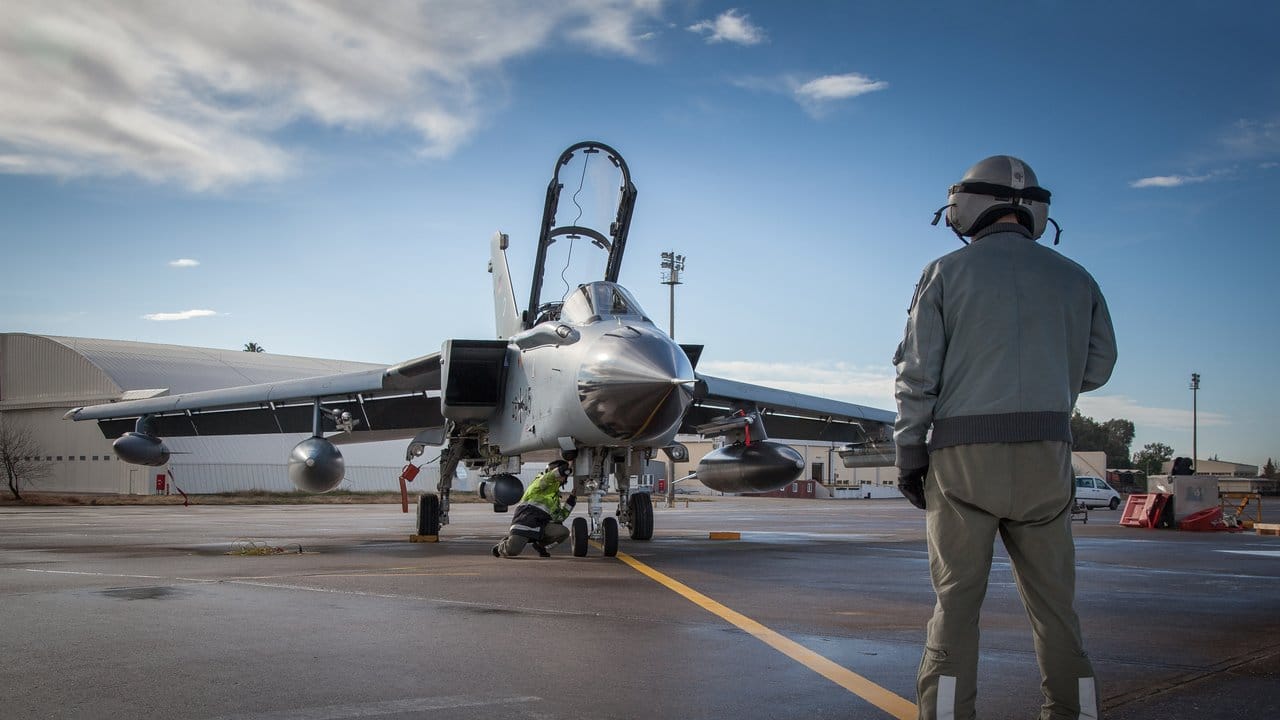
[570,485,619,557]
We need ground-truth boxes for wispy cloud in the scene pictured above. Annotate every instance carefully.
[142,309,218,321]
[733,71,888,116]
[1129,174,1214,188]
[0,1,662,190]
[1134,116,1279,189]
[1076,394,1228,431]
[795,73,889,102]
[168,258,200,268]
[700,360,895,409]
[1221,118,1279,159]
[688,9,765,45]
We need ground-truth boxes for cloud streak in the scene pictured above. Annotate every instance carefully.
[0,1,662,190]
[699,360,895,409]
[142,309,218,321]
[168,258,200,268]
[794,73,889,102]
[733,71,888,116]
[1076,394,1228,431]
[1129,174,1214,188]
[688,9,765,45]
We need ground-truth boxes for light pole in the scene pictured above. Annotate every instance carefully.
[660,251,686,506]
[1190,372,1200,473]
[660,251,685,338]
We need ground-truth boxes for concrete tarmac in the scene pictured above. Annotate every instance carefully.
[2,497,1277,719]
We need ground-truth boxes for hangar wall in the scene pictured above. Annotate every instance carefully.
[0,333,446,495]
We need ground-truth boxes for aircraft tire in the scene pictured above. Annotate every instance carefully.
[628,492,654,541]
[571,516,589,557]
[417,493,441,536]
[602,517,619,557]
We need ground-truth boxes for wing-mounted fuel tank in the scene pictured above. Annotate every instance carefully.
[289,436,345,493]
[112,416,171,467]
[692,411,804,494]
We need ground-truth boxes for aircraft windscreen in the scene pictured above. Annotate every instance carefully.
[534,148,629,312]
[560,282,649,324]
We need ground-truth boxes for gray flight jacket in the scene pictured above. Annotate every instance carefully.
[893,223,1118,470]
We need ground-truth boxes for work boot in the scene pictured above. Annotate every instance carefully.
[491,544,501,558]
[531,541,551,558]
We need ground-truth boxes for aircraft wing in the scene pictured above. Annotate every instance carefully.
[684,373,895,444]
[65,353,443,441]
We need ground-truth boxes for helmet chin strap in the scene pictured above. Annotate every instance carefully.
[1047,217,1062,245]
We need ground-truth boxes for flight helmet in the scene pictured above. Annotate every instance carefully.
[931,155,1061,244]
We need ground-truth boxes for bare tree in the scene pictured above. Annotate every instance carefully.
[0,415,50,500]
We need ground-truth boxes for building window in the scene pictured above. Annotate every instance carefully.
[57,456,63,461]
[80,456,86,461]
[92,456,99,461]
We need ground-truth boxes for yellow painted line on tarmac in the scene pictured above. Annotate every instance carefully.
[613,550,917,720]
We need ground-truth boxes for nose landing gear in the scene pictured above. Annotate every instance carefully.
[570,478,620,557]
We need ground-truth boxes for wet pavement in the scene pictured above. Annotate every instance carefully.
[1,497,1277,719]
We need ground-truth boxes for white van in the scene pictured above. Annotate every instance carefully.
[1075,475,1122,510]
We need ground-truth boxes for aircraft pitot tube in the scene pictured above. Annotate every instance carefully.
[288,437,345,493]
[692,411,805,494]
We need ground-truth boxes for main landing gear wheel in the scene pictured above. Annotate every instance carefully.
[627,492,653,541]
[571,516,589,557]
[417,493,441,536]
[602,516,619,557]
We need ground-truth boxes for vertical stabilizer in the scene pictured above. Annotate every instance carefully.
[489,232,523,339]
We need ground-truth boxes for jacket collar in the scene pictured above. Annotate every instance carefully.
[972,222,1033,243]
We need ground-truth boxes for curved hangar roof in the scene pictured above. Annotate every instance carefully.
[0,333,380,411]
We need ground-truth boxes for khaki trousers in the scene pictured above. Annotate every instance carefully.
[917,441,1098,720]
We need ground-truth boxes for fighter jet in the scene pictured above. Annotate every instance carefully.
[66,141,895,557]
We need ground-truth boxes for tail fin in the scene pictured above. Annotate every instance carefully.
[489,232,523,339]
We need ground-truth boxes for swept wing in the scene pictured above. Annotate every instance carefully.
[65,353,442,440]
[685,373,894,444]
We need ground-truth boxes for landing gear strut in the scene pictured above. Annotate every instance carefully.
[410,430,467,537]
[570,452,649,557]
[572,474,617,557]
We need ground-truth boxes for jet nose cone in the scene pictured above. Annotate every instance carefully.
[578,326,695,443]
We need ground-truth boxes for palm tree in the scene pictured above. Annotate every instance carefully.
[243,342,265,353]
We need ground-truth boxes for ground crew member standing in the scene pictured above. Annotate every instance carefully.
[493,459,575,558]
[895,155,1117,719]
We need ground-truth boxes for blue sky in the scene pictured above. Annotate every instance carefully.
[1,1,1277,468]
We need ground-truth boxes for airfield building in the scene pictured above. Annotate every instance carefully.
[0,333,427,495]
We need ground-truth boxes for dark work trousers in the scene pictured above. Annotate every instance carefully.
[917,440,1098,720]
[496,522,569,557]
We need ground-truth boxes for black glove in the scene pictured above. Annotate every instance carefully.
[898,466,927,510]
[565,494,577,509]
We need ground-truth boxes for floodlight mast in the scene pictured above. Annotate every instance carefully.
[660,250,686,506]
[1190,372,1200,473]
[660,251,685,339]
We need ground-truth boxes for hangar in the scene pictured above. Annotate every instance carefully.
[0,333,428,495]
